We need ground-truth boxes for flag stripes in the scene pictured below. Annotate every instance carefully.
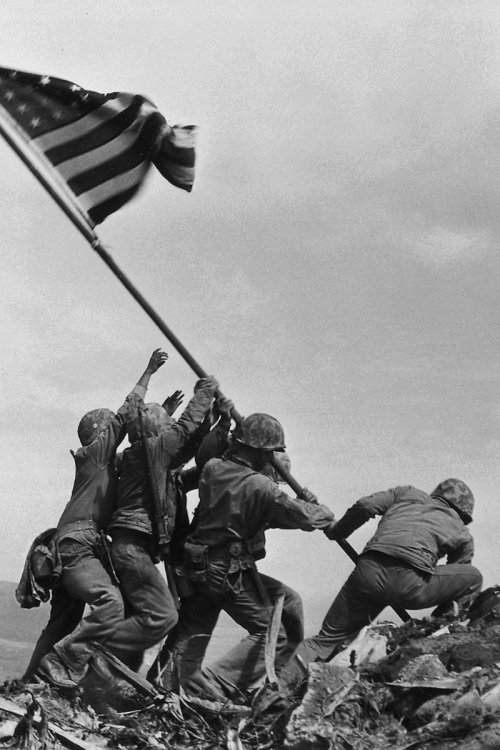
[0,67,196,225]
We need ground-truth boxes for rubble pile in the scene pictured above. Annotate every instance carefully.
[4,609,500,749]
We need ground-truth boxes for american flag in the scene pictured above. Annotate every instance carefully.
[0,66,196,225]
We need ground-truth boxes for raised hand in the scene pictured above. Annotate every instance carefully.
[163,389,185,416]
[147,348,169,373]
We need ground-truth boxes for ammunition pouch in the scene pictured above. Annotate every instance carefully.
[31,537,61,588]
[174,563,195,597]
[245,529,266,561]
[183,541,209,583]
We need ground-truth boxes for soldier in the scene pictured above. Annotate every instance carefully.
[162,413,336,697]
[103,375,219,670]
[33,349,168,688]
[200,451,304,692]
[276,479,483,696]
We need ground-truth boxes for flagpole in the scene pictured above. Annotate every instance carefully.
[0,114,97,247]
[0,114,409,622]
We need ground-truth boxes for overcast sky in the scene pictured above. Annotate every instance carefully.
[2,1,500,633]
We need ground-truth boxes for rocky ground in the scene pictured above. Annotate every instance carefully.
[3,606,500,750]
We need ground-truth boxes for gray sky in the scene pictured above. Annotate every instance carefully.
[2,1,500,632]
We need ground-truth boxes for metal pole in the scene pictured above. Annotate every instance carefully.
[0,114,409,623]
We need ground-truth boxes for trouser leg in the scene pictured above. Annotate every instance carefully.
[108,531,178,668]
[55,537,125,673]
[206,572,303,685]
[23,586,85,679]
[205,566,288,689]
[278,557,385,692]
[259,574,304,653]
[157,592,221,688]
[381,561,483,616]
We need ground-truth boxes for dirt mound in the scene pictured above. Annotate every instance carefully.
[3,610,500,749]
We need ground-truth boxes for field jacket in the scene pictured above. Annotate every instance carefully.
[57,385,146,539]
[332,485,474,574]
[109,385,215,538]
[186,455,336,560]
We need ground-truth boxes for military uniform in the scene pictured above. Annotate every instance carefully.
[278,483,483,691]
[105,384,216,668]
[165,454,336,691]
[29,385,146,682]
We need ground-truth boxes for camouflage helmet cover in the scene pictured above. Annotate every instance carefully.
[77,408,116,446]
[431,478,474,523]
[232,413,286,451]
[127,402,174,443]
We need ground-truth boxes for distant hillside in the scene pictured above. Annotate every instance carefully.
[0,581,48,644]
[0,581,49,682]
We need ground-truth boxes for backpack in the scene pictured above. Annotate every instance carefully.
[15,528,62,608]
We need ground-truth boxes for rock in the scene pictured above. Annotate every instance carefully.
[374,622,500,682]
[482,679,500,710]
[329,624,388,669]
[446,634,500,672]
[284,664,356,749]
[386,654,461,692]
[0,718,18,738]
[409,693,457,728]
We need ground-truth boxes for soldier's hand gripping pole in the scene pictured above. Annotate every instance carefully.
[266,453,411,623]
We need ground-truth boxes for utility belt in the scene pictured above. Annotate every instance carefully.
[184,540,254,570]
[208,540,254,561]
[181,539,263,600]
[57,519,99,539]
[57,521,119,584]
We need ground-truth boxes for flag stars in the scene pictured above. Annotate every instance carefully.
[70,84,81,92]
[17,103,27,114]
[4,90,15,101]
[52,110,63,121]
[39,76,51,87]
[30,116,41,128]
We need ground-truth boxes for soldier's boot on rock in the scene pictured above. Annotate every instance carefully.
[250,680,297,724]
[183,669,228,702]
[36,649,81,689]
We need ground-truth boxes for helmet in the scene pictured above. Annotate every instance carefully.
[262,451,291,483]
[127,402,174,443]
[430,478,474,523]
[77,408,116,446]
[232,413,286,451]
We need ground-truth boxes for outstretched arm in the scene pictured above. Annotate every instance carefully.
[135,348,169,396]
[324,486,409,540]
[92,349,168,465]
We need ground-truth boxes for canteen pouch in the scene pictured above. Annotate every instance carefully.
[183,541,208,583]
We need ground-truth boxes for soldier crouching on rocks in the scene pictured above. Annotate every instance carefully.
[275,479,483,697]
[30,349,168,688]
[161,413,337,699]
